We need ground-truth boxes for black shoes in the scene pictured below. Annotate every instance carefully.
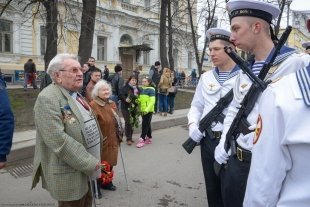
[101,182,116,191]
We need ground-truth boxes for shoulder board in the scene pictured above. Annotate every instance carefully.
[270,77,282,84]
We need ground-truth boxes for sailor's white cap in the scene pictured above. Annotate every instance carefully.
[302,41,310,49]
[206,28,232,43]
[226,0,280,23]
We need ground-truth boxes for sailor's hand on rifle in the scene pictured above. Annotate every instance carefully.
[215,141,229,164]
[189,124,203,143]
[236,124,256,151]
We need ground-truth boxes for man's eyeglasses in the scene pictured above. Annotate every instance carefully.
[60,67,83,74]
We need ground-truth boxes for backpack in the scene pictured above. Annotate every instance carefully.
[106,74,114,84]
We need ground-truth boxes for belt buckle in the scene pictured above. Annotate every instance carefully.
[237,147,243,162]
[213,131,221,139]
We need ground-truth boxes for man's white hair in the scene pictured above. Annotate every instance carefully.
[47,53,79,81]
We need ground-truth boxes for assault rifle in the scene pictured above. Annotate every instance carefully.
[182,89,233,154]
[213,26,292,175]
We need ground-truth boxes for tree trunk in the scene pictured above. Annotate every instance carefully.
[274,0,286,36]
[159,0,169,68]
[167,0,174,71]
[187,0,202,75]
[78,0,97,65]
[43,0,58,70]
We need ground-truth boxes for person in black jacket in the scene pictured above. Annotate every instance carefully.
[103,65,110,81]
[24,59,38,90]
[119,75,140,145]
[110,65,124,103]
[149,61,161,113]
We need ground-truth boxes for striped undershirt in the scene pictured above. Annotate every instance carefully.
[218,71,230,85]
[252,61,265,76]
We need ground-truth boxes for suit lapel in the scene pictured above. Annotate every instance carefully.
[57,86,85,130]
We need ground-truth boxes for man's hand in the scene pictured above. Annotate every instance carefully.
[0,162,7,169]
[189,124,203,143]
[214,142,229,164]
[236,124,257,151]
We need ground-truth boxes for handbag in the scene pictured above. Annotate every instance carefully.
[168,86,177,93]
[159,88,168,94]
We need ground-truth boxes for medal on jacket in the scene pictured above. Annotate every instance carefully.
[61,105,76,124]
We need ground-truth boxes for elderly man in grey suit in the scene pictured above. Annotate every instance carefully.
[31,53,103,207]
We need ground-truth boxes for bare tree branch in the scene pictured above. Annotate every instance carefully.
[0,0,14,17]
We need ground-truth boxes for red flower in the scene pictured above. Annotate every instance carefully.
[100,161,114,184]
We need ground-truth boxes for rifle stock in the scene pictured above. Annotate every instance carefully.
[182,90,234,154]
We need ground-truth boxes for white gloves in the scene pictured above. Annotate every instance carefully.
[189,124,203,143]
[214,140,229,164]
[236,124,256,151]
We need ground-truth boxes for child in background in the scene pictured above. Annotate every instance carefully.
[136,77,155,148]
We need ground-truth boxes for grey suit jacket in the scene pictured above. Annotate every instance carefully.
[31,83,100,201]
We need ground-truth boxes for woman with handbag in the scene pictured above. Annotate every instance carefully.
[168,71,178,114]
[90,80,123,192]
[157,67,172,116]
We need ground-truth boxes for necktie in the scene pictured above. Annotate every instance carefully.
[76,96,90,111]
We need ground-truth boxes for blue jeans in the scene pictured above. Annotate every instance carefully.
[167,95,175,112]
[158,93,168,112]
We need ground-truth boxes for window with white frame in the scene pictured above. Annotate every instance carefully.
[97,36,107,61]
[144,0,150,9]
[173,48,178,68]
[188,52,192,70]
[143,47,150,65]
[40,26,47,55]
[0,20,12,53]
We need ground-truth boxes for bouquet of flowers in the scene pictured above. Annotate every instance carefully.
[100,161,114,185]
[127,94,140,128]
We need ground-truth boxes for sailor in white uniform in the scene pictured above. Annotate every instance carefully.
[244,2,310,206]
[187,28,239,207]
[302,41,310,55]
[214,0,310,206]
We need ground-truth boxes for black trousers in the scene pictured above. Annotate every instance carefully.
[220,156,251,207]
[140,112,153,139]
[121,108,133,141]
[154,87,158,113]
[200,136,224,207]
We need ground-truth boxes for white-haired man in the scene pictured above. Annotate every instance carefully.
[31,54,103,206]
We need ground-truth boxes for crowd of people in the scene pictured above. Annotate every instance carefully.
[26,55,180,205]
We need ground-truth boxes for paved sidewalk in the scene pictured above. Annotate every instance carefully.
[7,108,189,164]
[1,126,206,207]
